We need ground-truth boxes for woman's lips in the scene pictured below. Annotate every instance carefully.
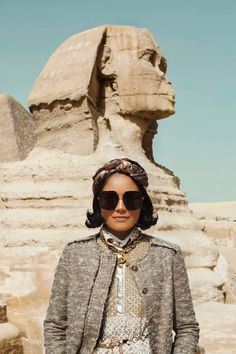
[113,216,129,222]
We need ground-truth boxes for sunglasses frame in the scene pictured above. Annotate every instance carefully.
[98,190,144,211]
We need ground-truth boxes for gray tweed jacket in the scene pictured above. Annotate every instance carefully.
[44,233,199,354]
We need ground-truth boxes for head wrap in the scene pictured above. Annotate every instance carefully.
[92,158,148,193]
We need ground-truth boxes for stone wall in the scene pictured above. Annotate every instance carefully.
[0,305,23,354]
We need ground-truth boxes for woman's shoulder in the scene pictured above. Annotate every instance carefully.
[142,232,181,254]
[65,232,100,248]
[67,233,99,245]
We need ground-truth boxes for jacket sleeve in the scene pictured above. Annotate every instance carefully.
[172,247,200,354]
[43,244,70,354]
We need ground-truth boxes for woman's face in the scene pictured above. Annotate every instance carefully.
[100,173,141,239]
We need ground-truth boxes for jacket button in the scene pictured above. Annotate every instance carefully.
[131,265,138,271]
[142,287,148,294]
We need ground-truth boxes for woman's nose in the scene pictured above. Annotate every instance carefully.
[115,198,126,211]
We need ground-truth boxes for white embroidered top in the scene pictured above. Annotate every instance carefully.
[94,226,152,354]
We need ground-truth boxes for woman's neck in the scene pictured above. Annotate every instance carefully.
[105,225,135,240]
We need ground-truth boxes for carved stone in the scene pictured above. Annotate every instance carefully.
[28,25,175,159]
[0,95,35,162]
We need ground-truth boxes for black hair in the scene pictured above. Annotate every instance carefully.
[85,172,158,230]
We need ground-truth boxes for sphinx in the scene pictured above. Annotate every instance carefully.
[28,25,175,160]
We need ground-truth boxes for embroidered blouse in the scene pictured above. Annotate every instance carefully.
[94,226,152,354]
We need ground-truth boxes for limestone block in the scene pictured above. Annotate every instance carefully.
[203,220,236,246]
[188,268,225,303]
[214,253,236,303]
[218,246,236,271]
[0,322,23,354]
[0,271,37,298]
[189,201,236,247]
[0,305,23,354]
[0,304,7,323]
[0,94,35,162]
[184,233,219,268]
[7,306,45,354]
[31,100,95,155]
[0,147,190,218]
[0,246,50,305]
[196,302,236,354]
[151,230,219,268]
[1,227,94,248]
[0,322,21,341]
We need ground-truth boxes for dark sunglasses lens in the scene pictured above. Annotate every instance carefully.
[99,191,119,210]
[123,191,143,210]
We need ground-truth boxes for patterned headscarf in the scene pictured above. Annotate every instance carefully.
[92,158,148,193]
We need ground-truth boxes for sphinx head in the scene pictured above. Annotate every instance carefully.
[28,25,175,157]
[98,25,175,120]
[29,25,175,121]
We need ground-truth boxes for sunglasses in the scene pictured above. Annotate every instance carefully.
[99,191,143,210]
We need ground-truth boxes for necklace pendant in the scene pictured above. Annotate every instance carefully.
[117,254,127,265]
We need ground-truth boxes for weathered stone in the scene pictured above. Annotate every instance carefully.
[0,324,23,354]
[0,305,23,354]
[28,25,175,159]
[189,202,236,246]
[0,304,7,323]
[153,229,219,268]
[190,202,236,303]
[188,268,225,303]
[196,302,236,354]
[214,253,236,303]
[0,94,35,162]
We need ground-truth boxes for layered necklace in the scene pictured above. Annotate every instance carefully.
[100,226,143,265]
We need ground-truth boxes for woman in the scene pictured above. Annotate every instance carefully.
[44,158,199,354]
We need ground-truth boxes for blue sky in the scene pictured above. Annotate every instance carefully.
[0,0,235,202]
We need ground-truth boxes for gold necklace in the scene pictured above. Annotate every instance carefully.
[100,232,143,265]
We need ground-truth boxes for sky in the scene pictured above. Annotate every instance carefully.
[0,0,235,202]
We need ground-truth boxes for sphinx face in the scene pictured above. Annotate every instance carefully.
[105,27,175,120]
